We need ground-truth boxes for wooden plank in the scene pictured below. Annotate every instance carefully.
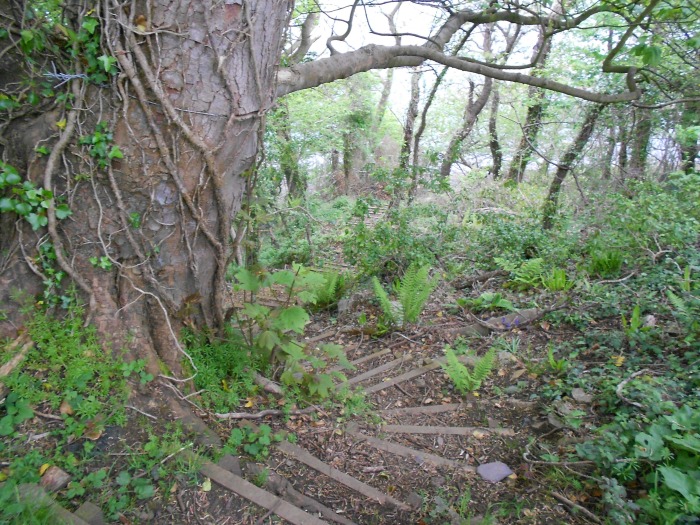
[200,461,328,525]
[380,403,463,416]
[16,484,91,525]
[364,360,442,394]
[345,427,475,472]
[364,354,478,394]
[382,424,515,436]
[277,441,410,511]
[344,355,410,386]
[329,348,392,373]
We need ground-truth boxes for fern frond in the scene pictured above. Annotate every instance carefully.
[398,263,438,323]
[441,346,471,394]
[373,276,397,324]
[472,348,496,386]
[667,290,691,319]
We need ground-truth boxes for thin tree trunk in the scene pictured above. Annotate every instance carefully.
[506,27,552,182]
[488,84,503,178]
[542,104,605,229]
[601,122,617,180]
[395,67,420,204]
[439,25,495,180]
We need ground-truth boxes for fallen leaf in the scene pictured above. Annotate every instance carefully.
[56,119,67,130]
[39,463,51,476]
[244,397,255,408]
[472,430,489,439]
[498,368,506,377]
[423,398,433,405]
[170,482,178,493]
[60,399,74,415]
[201,478,211,492]
[511,369,527,380]
[611,355,625,367]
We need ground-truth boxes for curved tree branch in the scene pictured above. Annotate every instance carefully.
[278,44,640,103]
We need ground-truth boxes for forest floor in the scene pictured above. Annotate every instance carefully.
[3,274,607,525]
[128,276,603,525]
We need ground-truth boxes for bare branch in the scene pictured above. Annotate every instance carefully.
[278,43,640,103]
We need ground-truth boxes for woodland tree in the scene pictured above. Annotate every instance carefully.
[0,0,684,389]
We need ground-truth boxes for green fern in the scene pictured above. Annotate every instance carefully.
[372,276,403,325]
[373,264,437,326]
[396,264,438,323]
[442,346,496,394]
[313,271,346,309]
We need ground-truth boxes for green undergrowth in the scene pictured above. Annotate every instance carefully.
[0,303,209,524]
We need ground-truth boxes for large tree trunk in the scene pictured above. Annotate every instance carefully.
[542,104,604,229]
[0,0,291,378]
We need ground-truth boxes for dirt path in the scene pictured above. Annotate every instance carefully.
[176,311,595,525]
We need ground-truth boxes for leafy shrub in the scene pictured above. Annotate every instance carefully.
[457,292,515,313]
[343,204,445,278]
[229,264,353,400]
[577,404,700,524]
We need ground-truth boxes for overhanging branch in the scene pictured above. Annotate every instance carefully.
[277,44,640,103]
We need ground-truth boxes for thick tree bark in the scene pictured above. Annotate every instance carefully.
[0,0,292,379]
[542,104,605,230]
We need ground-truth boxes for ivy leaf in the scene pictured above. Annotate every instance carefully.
[268,270,295,287]
[14,400,34,423]
[273,306,309,333]
[26,213,48,231]
[14,202,31,216]
[0,197,16,212]
[55,204,72,219]
[0,415,15,436]
[108,146,124,159]
[255,330,281,351]
[96,54,117,73]
[82,18,99,35]
[241,303,270,320]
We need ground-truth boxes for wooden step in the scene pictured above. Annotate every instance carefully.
[344,354,411,387]
[380,403,463,416]
[346,424,475,473]
[277,441,410,511]
[382,424,515,437]
[200,461,327,525]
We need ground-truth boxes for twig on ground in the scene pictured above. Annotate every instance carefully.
[126,405,158,420]
[616,368,652,409]
[551,491,602,523]
[596,272,636,285]
[215,406,318,420]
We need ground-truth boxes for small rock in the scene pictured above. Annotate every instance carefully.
[406,491,423,510]
[504,385,519,395]
[40,466,71,492]
[547,412,566,429]
[571,388,593,404]
[430,475,446,487]
[477,461,513,483]
[498,352,517,364]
